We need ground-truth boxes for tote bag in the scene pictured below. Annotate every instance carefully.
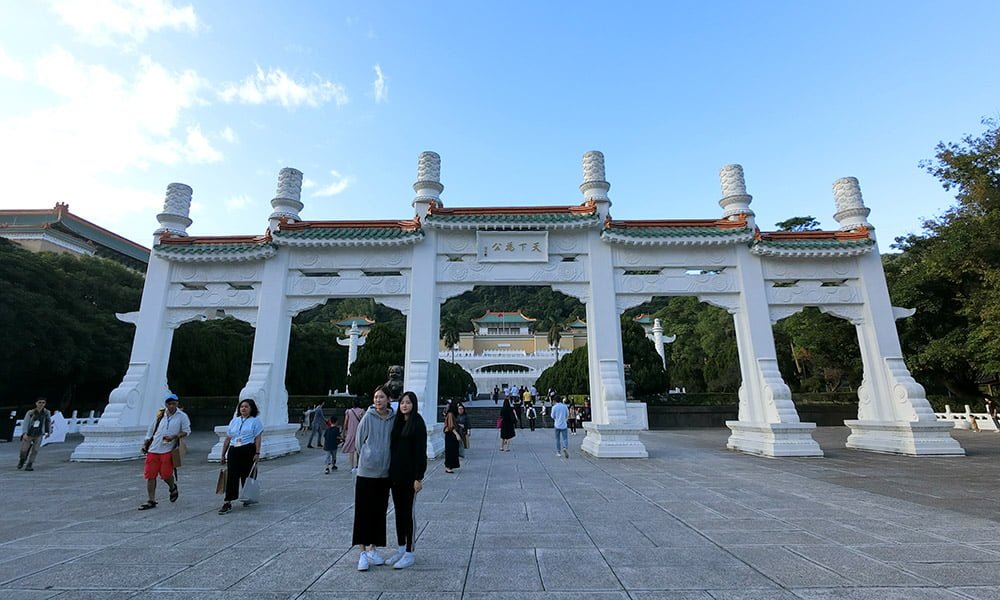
[240,462,260,503]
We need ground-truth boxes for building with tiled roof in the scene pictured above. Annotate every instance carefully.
[0,203,149,271]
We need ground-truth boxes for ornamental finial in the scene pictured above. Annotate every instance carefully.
[155,183,193,237]
[580,151,610,201]
[270,168,305,226]
[718,164,754,220]
[832,177,871,231]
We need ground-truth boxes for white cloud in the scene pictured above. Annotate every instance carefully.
[51,0,199,46]
[0,48,212,223]
[225,194,252,210]
[373,64,387,103]
[302,178,316,189]
[183,125,222,163]
[313,170,352,197]
[219,66,348,108]
[0,47,25,80]
[219,126,237,143]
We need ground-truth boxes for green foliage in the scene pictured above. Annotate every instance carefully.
[620,317,669,396]
[440,286,585,334]
[535,345,590,395]
[168,319,254,396]
[438,359,474,400]
[885,118,1000,397]
[772,308,861,392]
[0,239,143,409]
[286,320,348,394]
[346,324,404,399]
[775,216,820,231]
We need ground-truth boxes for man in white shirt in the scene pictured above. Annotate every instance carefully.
[551,396,570,458]
[138,394,191,510]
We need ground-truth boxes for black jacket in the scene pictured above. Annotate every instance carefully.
[389,414,427,485]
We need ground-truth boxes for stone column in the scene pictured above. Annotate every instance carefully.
[578,151,648,458]
[209,170,304,460]
[721,166,822,457]
[72,184,193,461]
[833,178,963,455]
[406,151,444,459]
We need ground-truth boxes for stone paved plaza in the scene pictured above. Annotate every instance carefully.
[1,425,999,599]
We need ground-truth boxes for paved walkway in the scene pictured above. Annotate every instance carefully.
[0,426,998,599]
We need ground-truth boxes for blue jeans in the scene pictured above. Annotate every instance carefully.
[308,428,323,446]
[325,450,337,466]
[555,428,568,452]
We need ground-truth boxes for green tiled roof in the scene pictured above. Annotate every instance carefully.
[603,225,751,238]
[0,206,150,266]
[427,212,599,225]
[473,312,536,324]
[752,238,874,249]
[155,241,273,256]
[273,227,424,242]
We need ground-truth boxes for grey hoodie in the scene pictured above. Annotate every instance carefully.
[355,404,396,478]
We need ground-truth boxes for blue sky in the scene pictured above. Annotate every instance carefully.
[1,1,998,250]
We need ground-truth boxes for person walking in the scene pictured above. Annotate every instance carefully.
[342,398,365,474]
[456,403,471,458]
[984,394,1000,431]
[218,399,264,514]
[17,397,52,471]
[512,390,524,429]
[568,404,578,435]
[499,397,517,452]
[324,416,341,473]
[491,385,500,405]
[307,401,326,448]
[353,386,396,571]
[386,391,427,570]
[526,405,537,432]
[551,395,569,458]
[138,395,191,509]
[443,402,461,473]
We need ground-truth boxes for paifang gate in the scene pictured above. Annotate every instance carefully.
[71,151,964,462]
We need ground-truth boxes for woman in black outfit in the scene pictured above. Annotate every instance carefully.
[499,397,517,451]
[443,401,461,473]
[386,390,426,570]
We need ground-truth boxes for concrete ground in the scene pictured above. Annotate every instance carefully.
[0,425,998,600]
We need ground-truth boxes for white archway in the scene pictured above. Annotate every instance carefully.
[72,153,963,461]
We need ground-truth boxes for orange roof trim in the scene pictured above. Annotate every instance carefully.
[427,200,597,217]
[279,217,422,232]
[605,213,750,230]
[755,225,871,242]
[158,230,272,245]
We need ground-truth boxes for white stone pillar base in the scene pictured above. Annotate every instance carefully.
[726,421,824,457]
[208,423,301,461]
[426,423,444,459]
[845,419,965,456]
[71,425,148,461]
[580,423,649,458]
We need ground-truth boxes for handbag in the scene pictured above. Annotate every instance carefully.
[496,417,502,429]
[171,438,187,468]
[215,467,226,494]
[240,462,260,503]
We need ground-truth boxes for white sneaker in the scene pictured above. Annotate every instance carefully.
[366,549,385,566]
[385,547,406,566]
[393,551,415,569]
[357,552,370,571]
[351,467,358,475]
[562,448,569,458]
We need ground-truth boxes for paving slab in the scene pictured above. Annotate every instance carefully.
[0,426,997,598]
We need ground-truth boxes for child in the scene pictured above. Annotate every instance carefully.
[323,416,341,473]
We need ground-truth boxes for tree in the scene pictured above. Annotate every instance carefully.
[438,359,474,400]
[535,345,590,395]
[620,317,669,396]
[0,239,144,409]
[346,324,405,399]
[775,216,821,232]
[168,318,254,396]
[883,119,1000,396]
[440,313,462,363]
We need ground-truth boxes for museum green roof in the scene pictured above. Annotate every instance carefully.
[750,226,875,253]
[473,311,537,324]
[273,218,424,244]
[0,203,150,269]
[602,215,753,240]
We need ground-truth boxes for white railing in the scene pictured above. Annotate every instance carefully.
[13,410,100,437]
[935,405,999,431]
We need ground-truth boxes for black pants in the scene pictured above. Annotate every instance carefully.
[529,417,536,431]
[391,481,417,551]
[352,476,391,547]
[224,444,255,502]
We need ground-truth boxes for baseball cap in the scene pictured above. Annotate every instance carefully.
[164,393,179,403]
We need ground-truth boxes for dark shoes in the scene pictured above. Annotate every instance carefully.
[218,502,232,514]
[24,465,34,471]
[169,483,179,503]
[16,462,23,470]
[138,501,157,511]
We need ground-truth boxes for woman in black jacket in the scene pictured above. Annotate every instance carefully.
[386,390,427,570]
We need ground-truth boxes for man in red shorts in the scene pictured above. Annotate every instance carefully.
[138,394,191,510]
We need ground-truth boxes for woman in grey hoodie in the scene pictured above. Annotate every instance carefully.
[352,385,396,571]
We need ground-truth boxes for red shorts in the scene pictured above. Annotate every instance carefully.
[143,451,174,480]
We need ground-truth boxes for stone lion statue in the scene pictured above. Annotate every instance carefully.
[384,365,404,401]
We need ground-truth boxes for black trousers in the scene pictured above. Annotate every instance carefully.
[391,481,417,551]
[352,476,391,547]
[224,444,255,502]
